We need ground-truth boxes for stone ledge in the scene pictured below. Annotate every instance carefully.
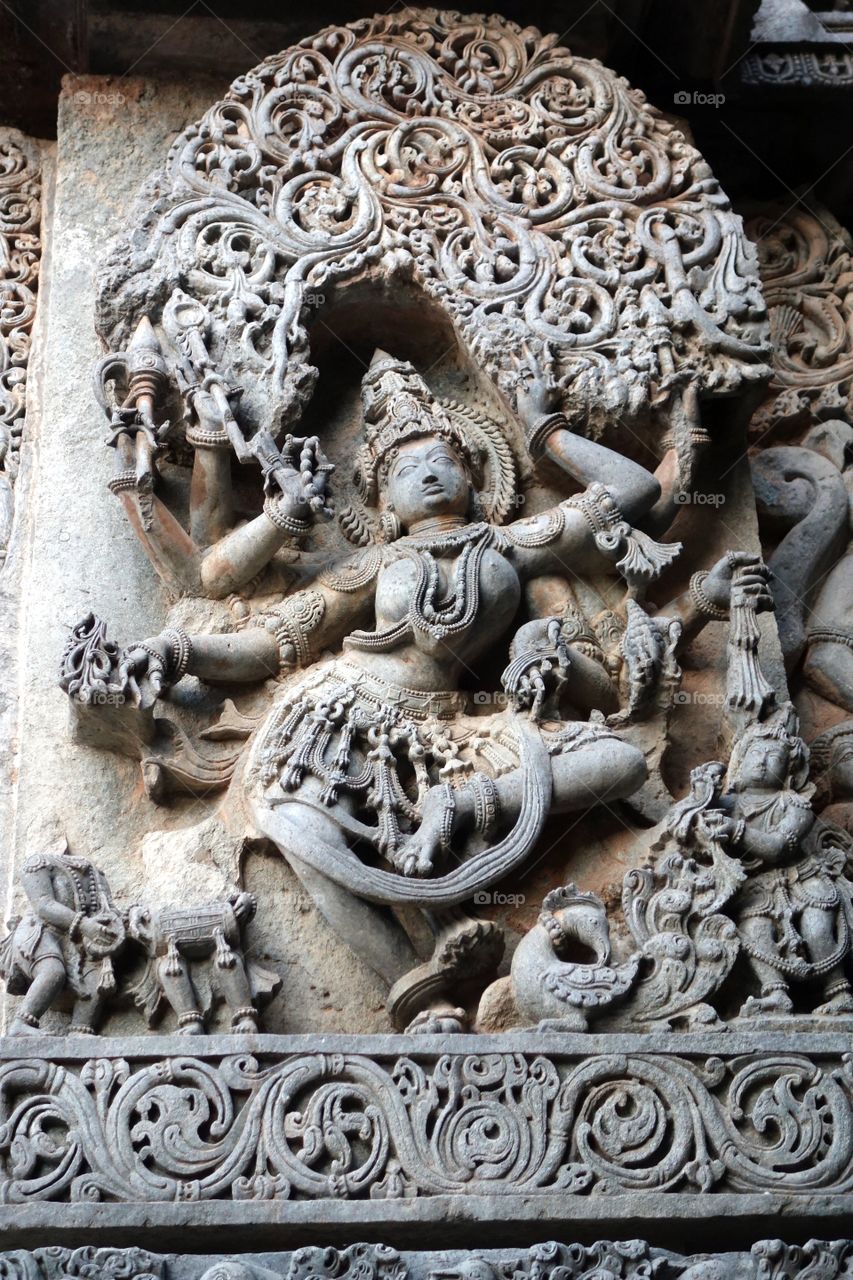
[0,1032,849,1247]
[2,1239,853,1278]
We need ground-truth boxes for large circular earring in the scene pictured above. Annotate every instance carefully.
[379,509,402,542]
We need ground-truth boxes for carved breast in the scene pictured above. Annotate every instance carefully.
[373,545,521,659]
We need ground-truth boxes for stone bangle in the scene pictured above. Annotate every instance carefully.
[689,571,729,621]
[263,498,312,536]
[135,642,169,673]
[163,626,193,683]
[527,412,568,460]
[438,784,456,851]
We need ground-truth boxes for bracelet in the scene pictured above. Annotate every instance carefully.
[185,424,230,450]
[231,1006,257,1024]
[469,772,501,837]
[163,627,193,682]
[107,469,137,495]
[689,571,729,621]
[263,498,311,536]
[808,625,853,651]
[438,784,456,851]
[526,412,568,460]
[135,642,169,672]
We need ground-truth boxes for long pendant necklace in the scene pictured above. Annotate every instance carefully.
[347,523,493,651]
[408,524,491,641]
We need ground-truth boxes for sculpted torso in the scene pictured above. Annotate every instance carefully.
[355,542,522,690]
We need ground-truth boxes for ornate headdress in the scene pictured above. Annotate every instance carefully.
[355,350,482,503]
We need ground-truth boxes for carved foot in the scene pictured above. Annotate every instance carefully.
[393,785,454,878]
[231,1013,259,1033]
[536,1014,588,1033]
[814,989,853,1016]
[405,1006,467,1035]
[8,1016,42,1037]
[739,988,793,1017]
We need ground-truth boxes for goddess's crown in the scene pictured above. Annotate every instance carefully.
[355,349,481,501]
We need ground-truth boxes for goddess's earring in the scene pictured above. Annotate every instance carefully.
[379,510,402,542]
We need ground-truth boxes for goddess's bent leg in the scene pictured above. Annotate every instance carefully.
[255,798,418,987]
[402,737,646,874]
[549,738,648,812]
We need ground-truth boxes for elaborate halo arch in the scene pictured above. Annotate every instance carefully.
[95,9,770,483]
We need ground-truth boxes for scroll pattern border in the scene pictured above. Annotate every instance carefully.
[0,1043,851,1204]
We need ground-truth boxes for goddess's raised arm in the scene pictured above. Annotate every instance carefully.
[513,354,662,522]
[94,299,333,599]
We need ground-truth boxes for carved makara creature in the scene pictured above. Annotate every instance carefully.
[620,761,745,1030]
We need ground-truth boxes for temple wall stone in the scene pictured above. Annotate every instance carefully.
[0,11,850,1265]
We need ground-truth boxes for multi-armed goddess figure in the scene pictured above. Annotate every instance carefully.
[116,350,766,1031]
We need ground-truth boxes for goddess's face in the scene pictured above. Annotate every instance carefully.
[385,434,470,528]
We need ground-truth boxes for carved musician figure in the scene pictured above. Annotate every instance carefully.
[0,843,125,1036]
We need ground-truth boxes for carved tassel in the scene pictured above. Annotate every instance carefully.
[165,935,183,976]
[726,573,775,722]
[213,926,237,969]
[98,956,116,993]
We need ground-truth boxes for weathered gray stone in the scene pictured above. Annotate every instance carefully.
[0,1239,850,1280]
[0,1032,849,1247]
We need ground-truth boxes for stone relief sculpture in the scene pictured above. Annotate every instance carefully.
[127,891,279,1034]
[6,1,853,1266]
[0,128,40,566]
[1,1040,853,1204]
[618,700,853,1027]
[1,1241,850,1280]
[49,8,824,1039]
[74,350,773,1034]
[0,849,276,1035]
[504,883,640,1030]
[0,842,126,1036]
[744,206,853,751]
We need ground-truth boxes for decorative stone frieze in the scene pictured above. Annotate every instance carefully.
[0,1034,851,1238]
[0,127,40,565]
[0,1240,849,1280]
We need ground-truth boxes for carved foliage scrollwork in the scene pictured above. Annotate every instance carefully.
[0,129,41,565]
[0,1048,852,1204]
[3,1241,853,1280]
[745,204,853,432]
[96,11,768,450]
